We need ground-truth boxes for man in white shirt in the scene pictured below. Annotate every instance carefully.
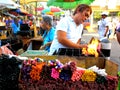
[98,12,109,41]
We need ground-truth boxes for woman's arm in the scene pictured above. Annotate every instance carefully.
[40,41,52,50]
[57,30,87,48]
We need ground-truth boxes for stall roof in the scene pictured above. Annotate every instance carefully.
[0,0,20,9]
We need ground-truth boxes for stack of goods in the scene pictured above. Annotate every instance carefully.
[1,37,23,52]
[0,54,22,90]
[54,37,110,58]
[19,58,118,90]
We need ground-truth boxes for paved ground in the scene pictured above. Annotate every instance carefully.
[82,30,120,71]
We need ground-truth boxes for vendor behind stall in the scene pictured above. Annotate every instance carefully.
[49,4,92,55]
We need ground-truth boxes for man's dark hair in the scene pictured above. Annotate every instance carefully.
[73,4,92,15]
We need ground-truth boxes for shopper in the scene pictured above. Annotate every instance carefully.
[11,17,20,36]
[49,4,92,55]
[97,12,109,41]
[39,15,55,52]
[116,25,120,45]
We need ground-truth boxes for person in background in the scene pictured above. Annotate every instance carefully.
[0,17,6,37]
[49,4,92,55]
[97,12,109,41]
[18,16,23,24]
[36,17,41,35]
[11,17,20,36]
[38,21,45,36]
[0,17,6,26]
[107,19,113,39]
[53,16,57,29]
[116,20,120,44]
[4,16,13,28]
[39,15,55,52]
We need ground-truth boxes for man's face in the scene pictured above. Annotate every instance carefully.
[101,15,107,19]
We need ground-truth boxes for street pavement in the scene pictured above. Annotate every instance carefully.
[82,30,120,71]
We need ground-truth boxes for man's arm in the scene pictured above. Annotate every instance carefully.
[104,26,109,37]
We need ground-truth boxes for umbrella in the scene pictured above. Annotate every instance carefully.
[47,0,95,9]
[46,12,54,15]
[51,7,61,12]
[35,7,44,11]
[41,7,61,14]
[54,11,65,15]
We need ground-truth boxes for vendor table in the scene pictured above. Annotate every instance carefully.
[18,56,118,90]
[0,54,118,90]
[27,36,43,50]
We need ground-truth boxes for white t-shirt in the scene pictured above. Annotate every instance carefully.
[98,18,109,39]
[49,16,84,55]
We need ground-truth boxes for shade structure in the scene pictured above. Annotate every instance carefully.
[3,12,16,18]
[54,11,65,15]
[41,7,61,14]
[47,0,95,9]
[9,9,29,16]
[51,7,61,12]
[35,7,44,11]
[51,2,78,9]
[0,0,20,9]
[46,12,54,15]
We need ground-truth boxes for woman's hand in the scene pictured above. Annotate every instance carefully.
[78,44,88,48]
[39,45,46,50]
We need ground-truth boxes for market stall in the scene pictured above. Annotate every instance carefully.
[0,37,119,90]
[0,54,118,90]
[19,56,118,90]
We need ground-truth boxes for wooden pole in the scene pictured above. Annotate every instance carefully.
[33,20,37,37]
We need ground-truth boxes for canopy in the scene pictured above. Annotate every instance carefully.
[9,9,29,16]
[20,0,48,4]
[41,7,61,14]
[47,0,95,9]
[3,12,16,18]
[0,0,20,10]
[35,7,44,11]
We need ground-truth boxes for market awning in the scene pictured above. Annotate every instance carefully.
[0,0,20,10]
[3,12,16,18]
[41,7,61,14]
[9,9,29,16]
[35,7,44,11]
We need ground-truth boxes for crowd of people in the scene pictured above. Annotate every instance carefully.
[0,15,34,37]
